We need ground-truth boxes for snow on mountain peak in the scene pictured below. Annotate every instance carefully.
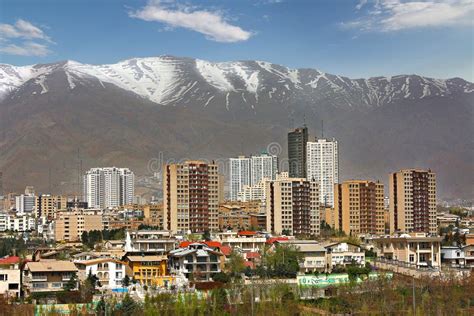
[0,56,472,107]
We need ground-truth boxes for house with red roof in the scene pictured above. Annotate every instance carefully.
[0,256,21,298]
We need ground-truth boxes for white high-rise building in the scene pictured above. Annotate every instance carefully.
[229,156,251,201]
[83,167,135,209]
[307,138,339,207]
[15,194,36,214]
[229,153,278,201]
[251,153,278,186]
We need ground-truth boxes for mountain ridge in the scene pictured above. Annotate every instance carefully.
[0,55,472,200]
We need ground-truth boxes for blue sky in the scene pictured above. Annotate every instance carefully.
[1,0,473,80]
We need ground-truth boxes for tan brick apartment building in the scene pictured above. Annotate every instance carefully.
[163,161,220,234]
[54,210,103,241]
[389,169,437,234]
[266,177,319,236]
[334,180,385,235]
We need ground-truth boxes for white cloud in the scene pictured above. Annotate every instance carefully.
[343,0,474,32]
[129,0,252,43]
[0,19,52,42]
[0,42,51,57]
[0,19,53,56]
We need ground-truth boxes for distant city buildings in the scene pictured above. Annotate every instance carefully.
[265,177,320,236]
[229,156,251,201]
[306,138,339,207]
[54,210,104,242]
[334,180,385,235]
[83,167,135,209]
[288,126,308,178]
[389,169,437,234]
[15,193,35,214]
[229,153,278,202]
[163,161,220,234]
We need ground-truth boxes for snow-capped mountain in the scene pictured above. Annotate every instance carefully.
[1,55,472,108]
[0,55,472,200]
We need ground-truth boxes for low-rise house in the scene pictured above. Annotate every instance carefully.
[324,242,365,270]
[22,260,78,295]
[0,256,21,298]
[441,246,465,267]
[463,244,474,268]
[168,243,224,282]
[129,230,176,252]
[372,233,443,268]
[275,240,326,273]
[75,258,128,290]
[217,231,267,252]
[124,254,172,287]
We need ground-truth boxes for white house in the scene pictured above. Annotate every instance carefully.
[441,246,465,267]
[75,258,128,290]
[324,242,365,270]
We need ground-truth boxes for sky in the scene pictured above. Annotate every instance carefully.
[0,0,473,81]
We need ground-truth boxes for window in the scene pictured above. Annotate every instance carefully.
[8,283,19,290]
[116,272,123,279]
[409,254,414,262]
[0,274,7,281]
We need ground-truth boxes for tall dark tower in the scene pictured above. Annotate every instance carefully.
[288,125,308,178]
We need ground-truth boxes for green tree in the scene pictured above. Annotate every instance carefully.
[263,244,304,278]
[122,275,131,287]
[63,273,78,291]
[117,294,141,316]
[226,250,246,278]
[202,230,211,241]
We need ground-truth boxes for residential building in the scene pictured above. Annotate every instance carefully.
[306,138,339,207]
[288,126,308,178]
[324,242,365,270]
[441,246,465,267]
[35,194,67,219]
[265,177,320,236]
[373,233,442,268]
[128,230,176,252]
[249,213,267,230]
[75,258,127,290]
[389,169,437,234]
[463,244,474,268]
[15,194,35,214]
[238,180,266,203]
[229,156,251,201]
[250,153,278,186]
[83,167,135,209]
[218,201,261,230]
[217,231,267,252]
[0,256,21,298]
[143,203,164,228]
[54,210,103,241]
[124,254,172,287]
[163,161,220,234]
[168,243,223,282]
[22,261,78,295]
[334,180,385,235]
[0,213,35,232]
[276,240,326,273]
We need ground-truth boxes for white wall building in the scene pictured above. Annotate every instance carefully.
[229,153,278,202]
[83,167,135,209]
[306,138,339,207]
[229,156,251,201]
[0,212,35,232]
[251,153,278,186]
[15,194,35,214]
[75,259,127,290]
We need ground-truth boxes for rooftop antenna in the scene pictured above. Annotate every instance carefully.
[303,114,306,127]
[321,120,324,138]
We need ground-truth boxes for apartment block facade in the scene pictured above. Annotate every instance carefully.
[83,167,135,209]
[54,210,104,241]
[265,178,320,236]
[334,180,385,235]
[306,138,339,207]
[389,169,437,234]
[163,161,220,234]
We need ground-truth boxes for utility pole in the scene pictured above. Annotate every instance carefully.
[412,276,416,315]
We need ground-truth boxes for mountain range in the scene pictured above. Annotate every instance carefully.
[0,55,472,199]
